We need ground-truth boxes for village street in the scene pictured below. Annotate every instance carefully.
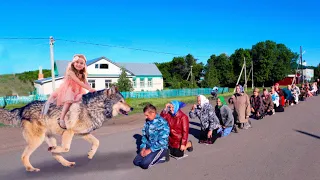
[0,97,319,180]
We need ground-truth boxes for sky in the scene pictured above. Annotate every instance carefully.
[0,0,319,75]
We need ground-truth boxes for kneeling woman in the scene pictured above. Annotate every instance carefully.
[189,95,221,144]
[160,101,193,158]
[215,96,234,137]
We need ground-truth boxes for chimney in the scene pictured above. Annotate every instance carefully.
[38,66,44,80]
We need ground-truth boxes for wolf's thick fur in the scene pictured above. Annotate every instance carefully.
[0,86,132,172]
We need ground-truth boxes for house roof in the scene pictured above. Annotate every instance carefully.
[34,76,64,85]
[117,63,162,76]
[34,57,162,84]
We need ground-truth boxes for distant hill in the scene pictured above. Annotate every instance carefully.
[0,70,52,96]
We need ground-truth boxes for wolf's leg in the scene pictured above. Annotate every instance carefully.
[45,135,76,167]
[82,133,100,159]
[49,129,74,153]
[21,121,45,172]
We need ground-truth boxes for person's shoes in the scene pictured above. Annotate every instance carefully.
[165,150,170,162]
[187,140,193,152]
[58,118,67,129]
[232,125,238,133]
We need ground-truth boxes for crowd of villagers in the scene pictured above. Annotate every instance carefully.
[133,80,320,169]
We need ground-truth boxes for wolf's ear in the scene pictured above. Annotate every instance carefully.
[104,88,112,97]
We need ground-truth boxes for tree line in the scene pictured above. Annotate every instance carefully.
[156,40,319,88]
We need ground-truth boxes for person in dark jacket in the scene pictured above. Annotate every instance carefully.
[250,88,264,119]
[215,96,234,137]
[160,100,193,158]
[261,88,274,116]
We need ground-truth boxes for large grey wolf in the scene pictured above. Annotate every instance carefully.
[0,86,133,172]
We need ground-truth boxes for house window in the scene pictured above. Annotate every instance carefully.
[95,64,99,69]
[140,78,145,88]
[88,80,95,88]
[147,78,152,87]
[132,78,137,87]
[100,64,109,69]
[105,80,112,89]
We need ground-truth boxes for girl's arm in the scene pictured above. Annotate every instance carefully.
[67,71,91,90]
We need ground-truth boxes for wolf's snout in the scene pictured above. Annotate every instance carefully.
[130,107,134,111]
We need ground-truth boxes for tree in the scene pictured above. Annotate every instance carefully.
[314,63,320,80]
[229,48,252,85]
[116,67,133,92]
[251,40,277,86]
[212,53,235,87]
[202,55,220,87]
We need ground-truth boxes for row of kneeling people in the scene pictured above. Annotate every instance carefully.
[133,83,316,169]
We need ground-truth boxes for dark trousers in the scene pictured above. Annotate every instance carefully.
[274,104,284,112]
[199,128,220,144]
[133,149,168,169]
[169,146,184,157]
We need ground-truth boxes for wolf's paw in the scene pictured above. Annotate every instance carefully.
[48,146,56,151]
[26,167,40,172]
[88,150,95,159]
[63,161,76,167]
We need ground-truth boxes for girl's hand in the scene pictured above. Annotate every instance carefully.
[89,88,96,93]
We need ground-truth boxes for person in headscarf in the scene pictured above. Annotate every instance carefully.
[160,100,193,158]
[250,88,264,120]
[189,95,221,144]
[261,88,274,116]
[231,85,251,129]
[215,96,234,137]
[270,86,284,112]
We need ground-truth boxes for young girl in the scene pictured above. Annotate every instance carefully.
[43,54,95,129]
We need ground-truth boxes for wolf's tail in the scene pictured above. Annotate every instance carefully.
[0,107,22,126]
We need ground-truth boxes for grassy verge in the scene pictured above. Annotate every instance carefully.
[126,92,234,114]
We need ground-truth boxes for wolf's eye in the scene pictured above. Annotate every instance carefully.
[120,100,123,103]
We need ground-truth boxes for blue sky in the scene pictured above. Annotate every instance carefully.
[0,0,319,75]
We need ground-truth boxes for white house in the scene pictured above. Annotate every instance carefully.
[34,57,164,95]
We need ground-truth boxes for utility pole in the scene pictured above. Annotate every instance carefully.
[300,46,304,85]
[244,57,247,91]
[187,65,193,85]
[251,60,254,89]
[50,36,56,91]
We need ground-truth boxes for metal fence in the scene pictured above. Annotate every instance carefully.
[0,94,48,106]
[0,87,229,106]
[121,87,229,99]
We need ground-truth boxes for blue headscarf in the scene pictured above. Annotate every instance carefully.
[170,100,186,116]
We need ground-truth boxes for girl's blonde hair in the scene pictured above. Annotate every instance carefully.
[69,54,87,82]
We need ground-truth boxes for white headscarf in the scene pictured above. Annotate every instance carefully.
[198,95,209,108]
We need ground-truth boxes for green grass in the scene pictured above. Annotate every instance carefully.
[126,92,234,114]
[0,74,34,96]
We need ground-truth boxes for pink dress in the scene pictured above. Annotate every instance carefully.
[49,72,86,106]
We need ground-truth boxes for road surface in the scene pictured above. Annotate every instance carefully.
[0,97,319,180]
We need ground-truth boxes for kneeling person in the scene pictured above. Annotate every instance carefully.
[161,101,193,158]
[133,104,170,169]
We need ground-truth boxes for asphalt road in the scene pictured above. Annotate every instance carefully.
[0,97,319,180]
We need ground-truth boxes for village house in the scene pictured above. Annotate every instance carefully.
[34,57,164,95]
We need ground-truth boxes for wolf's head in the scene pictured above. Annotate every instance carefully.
[103,86,133,117]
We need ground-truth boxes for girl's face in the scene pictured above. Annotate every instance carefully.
[73,58,86,71]
[253,91,259,97]
[263,90,268,96]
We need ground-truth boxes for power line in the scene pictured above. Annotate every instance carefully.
[0,37,47,40]
[0,37,209,58]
